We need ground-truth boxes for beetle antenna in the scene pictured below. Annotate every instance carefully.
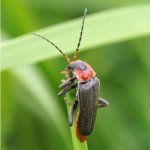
[73,8,87,61]
[32,33,71,64]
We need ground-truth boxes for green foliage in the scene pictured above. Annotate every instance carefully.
[1,1,150,150]
[2,4,150,71]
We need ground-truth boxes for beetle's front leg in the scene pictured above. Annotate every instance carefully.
[59,76,76,89]
[58,83,77,97]
[98,98,109,107]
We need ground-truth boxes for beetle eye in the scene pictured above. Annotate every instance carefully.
[67,63,75,70]
[68,66,71,70]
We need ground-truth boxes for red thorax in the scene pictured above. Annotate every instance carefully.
[73,63,96,82]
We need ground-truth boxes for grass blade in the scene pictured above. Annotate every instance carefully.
[11,66,72,150]
[66,94,88,150]
[2,4,150,71]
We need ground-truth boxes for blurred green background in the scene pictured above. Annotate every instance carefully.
[1,0,150,150]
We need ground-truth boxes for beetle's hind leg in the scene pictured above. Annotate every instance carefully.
[64,97,79,126]
[98,98,109,107]
[69,100,78,126]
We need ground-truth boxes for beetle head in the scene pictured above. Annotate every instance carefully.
[68,60,87,71]
[68,60,95,82]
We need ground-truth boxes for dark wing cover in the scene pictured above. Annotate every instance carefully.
[78,77,100,136]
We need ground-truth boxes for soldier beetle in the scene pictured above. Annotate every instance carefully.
[32,8,109,142]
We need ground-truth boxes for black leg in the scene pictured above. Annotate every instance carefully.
[59,76,76,89]
[58,83,77,97]
[69,100,78,126]
[98,98,109,107]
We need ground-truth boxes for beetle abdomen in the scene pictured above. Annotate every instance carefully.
[75,113,87,142]
[75,77,100,141]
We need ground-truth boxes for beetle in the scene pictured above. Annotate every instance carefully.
[32,8,109,142]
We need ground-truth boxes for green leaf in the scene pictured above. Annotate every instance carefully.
[66,94,88,150]
[11,66,73,150]
[1,4,150,71]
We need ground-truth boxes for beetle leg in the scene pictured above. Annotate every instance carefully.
[69,100,78,126]
[61,70,69,75]
[58,83,77,97]
[64,97,73,106]
[59,76,77,89]
[61,69,70,79]
[98,98,109,107]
